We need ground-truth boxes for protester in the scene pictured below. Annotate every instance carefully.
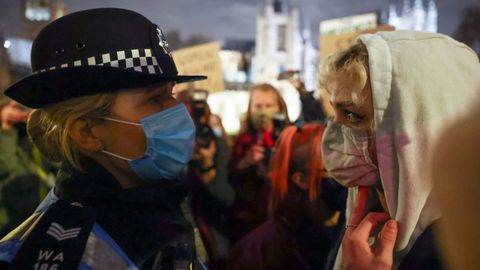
[0,8,208,269]
[229,83,290,244]
[228,124,347,270]
[338,90,480,270]
[278,70,327,124]
[319,30,480,269]
[177,89,235,269]
[0,99,55,237]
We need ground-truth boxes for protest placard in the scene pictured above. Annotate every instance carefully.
[172,42,225,93]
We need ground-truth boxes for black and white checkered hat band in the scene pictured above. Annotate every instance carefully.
[33,48,163,75]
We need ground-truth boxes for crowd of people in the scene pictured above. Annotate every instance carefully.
[0,7,479,270]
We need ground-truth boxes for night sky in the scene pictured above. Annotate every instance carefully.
[0,0,478,45]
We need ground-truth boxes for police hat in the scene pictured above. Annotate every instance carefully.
[4,8,206,108]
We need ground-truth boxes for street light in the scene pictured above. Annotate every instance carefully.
[3,40,11,49]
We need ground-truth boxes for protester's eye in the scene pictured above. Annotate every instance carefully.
[343,109,363,123]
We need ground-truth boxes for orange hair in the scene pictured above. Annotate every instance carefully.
[269,124,326,212]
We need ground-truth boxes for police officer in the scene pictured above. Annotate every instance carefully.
[0,8,207,269]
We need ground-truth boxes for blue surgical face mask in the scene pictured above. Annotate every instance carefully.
[100,103,195,181]
[212,127,223,138]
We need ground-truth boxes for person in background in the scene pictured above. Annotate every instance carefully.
[228,124,347,270]
[432,92,480,270]
[0,98,55,237]
[0,8,208,269]
[229,83,290,244]
[177,89,234,269]
[319,31,480,269]
[278,70,327,124]
[209,114,230,145]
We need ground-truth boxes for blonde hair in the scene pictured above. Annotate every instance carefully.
[27,93,116,171]
[318,41,370,106]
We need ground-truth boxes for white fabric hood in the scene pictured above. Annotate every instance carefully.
[336,30,480,269]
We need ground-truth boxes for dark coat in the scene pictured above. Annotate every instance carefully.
[0,162,203,270]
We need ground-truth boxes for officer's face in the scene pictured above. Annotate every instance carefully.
[99,82,178,160]
[86,82,178,188]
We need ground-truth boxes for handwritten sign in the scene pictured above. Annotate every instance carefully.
[172,42,225,93]
[319,25,395,59]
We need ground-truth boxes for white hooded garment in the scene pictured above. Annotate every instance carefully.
[333,30,480,269]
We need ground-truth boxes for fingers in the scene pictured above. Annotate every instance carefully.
[200,141,216,154]
[253,152,264,162]
[355,212,390,241]
[191,151,202,161]
[194,141,216,161]
[208,140,216,150]
[341,186,397,270]
[250,145,265,162]
[2,107,30,123]
[13,111,30,123]
[376,219,398,261]
[251,145,265,153]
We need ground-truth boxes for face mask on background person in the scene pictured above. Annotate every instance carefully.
[212,127,223,138]
[321,121,380,187]
[100,103,196,181]
[251,107,277,131]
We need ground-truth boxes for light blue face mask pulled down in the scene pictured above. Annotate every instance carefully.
[212,127,223,138]
[101,103,195,181]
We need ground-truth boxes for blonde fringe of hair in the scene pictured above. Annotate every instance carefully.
[318,41,370,106]
[27,93,116,171]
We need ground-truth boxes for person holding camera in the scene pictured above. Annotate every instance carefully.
[0,98,55,237]
[229,83,290,245]
[177,89,234,269]
[277,70,327,124]
[228,124,347,270]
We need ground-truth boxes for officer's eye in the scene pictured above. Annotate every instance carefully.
[149,94,165,104]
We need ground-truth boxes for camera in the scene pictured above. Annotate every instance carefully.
[189,90,215,148]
